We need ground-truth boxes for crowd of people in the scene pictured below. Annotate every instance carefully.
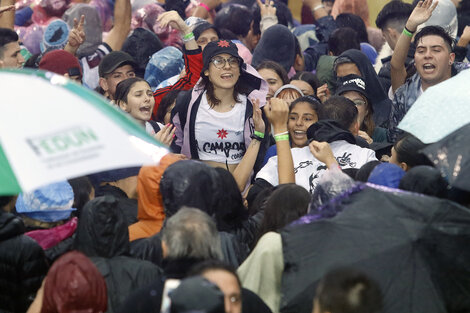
[1,0,470,312]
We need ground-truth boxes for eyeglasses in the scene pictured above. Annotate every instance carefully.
[210,56,240,69]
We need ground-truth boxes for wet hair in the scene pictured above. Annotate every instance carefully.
[355,160,381,182]
[247,186,274,216]
[213,168,248,232]
[328,28,361,56]
[68,176,93,218]
[393,134,434,169]
[252,0,293,35]
[290,96,320,114]
[214,4,253,38]
[0,195,14,209]
[275,86,302,101]
[201,67,243,108]
[189,260,242,289]
[164,0,189,20]
[114,77,149,105]
[256,60,289,85]
[255,184,310,243]
[398,166,448,198]
[375,0,413,31]
[0,28,19,59]
[161,207,223,260]
[414,25,455,52]
[318,96,358,131]
[316,267,383,313]
[156,89,181,124]
[290,72,320,96]
[333,56,356,73]
[335,13,369,43]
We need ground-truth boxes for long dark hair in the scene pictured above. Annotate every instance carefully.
[200,73,243,108]
[114,77,149,104]
[253,184,310,247]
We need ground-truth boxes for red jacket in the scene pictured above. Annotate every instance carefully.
[152,47,203,119]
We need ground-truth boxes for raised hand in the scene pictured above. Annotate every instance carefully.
[154,124,176,147]
[157,10,190,34]
[406,0,439,32]
[263,98,289,131]
[251,98,266,134]
[316,84,330,103]
[67,15,85,49]
[309,140,338,168]
[257,0,276,17]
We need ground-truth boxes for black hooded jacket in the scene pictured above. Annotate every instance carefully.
[159,160,262,266]
[0,210,48,313]
[337,49,393,127]
[74,196,161,313]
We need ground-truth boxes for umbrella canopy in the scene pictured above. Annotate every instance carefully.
[422,122,470,192]
[397,69,470,144]
[0,69,168,195]
[280,184,470,313]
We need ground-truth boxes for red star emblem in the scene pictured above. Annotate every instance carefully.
[217,40,230,48]
[217,129,228,139]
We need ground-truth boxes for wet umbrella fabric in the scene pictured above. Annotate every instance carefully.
[398,69,470,144]
[422,122,470,192]
[0,69,168,195]
[280,184,470,313]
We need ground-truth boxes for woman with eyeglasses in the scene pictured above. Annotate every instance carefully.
[172,40,269,191]
[335,74,388,144]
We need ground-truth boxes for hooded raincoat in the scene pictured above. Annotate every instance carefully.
[0,210,48,313]
[74,196,161,313]
[128,154,182,241]
[336,49,393,127]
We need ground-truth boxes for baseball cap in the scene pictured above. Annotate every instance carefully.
[335,74,369,101]
[98,51,137,77]
[39,50,82,77]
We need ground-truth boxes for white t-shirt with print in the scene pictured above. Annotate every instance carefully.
[256,140,377,193]
[195,92,247,164]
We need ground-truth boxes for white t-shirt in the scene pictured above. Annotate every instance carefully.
[80,43,111,90]
[195,92,247,164]
[256,140,377,193]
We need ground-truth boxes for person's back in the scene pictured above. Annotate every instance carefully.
[0,196,48,313]
[313,267,383,313]
[74,196,161,312]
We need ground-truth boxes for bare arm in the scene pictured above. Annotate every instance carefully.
[104,0,131,51]
[157,10,198,51]
[457,26,470,48]
[233,99,265,191]
[390,0,438,93]
[303,0,328,21]
[0,0,15,29]
[192,0,220,21]
[264,98,295,184]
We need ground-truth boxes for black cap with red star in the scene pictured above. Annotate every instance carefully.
[201,39,243,75]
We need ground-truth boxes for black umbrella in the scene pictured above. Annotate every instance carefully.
[280,184,470,313]
[423,123,470,192]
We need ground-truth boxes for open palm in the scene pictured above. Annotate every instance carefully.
[408,0,439,30]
